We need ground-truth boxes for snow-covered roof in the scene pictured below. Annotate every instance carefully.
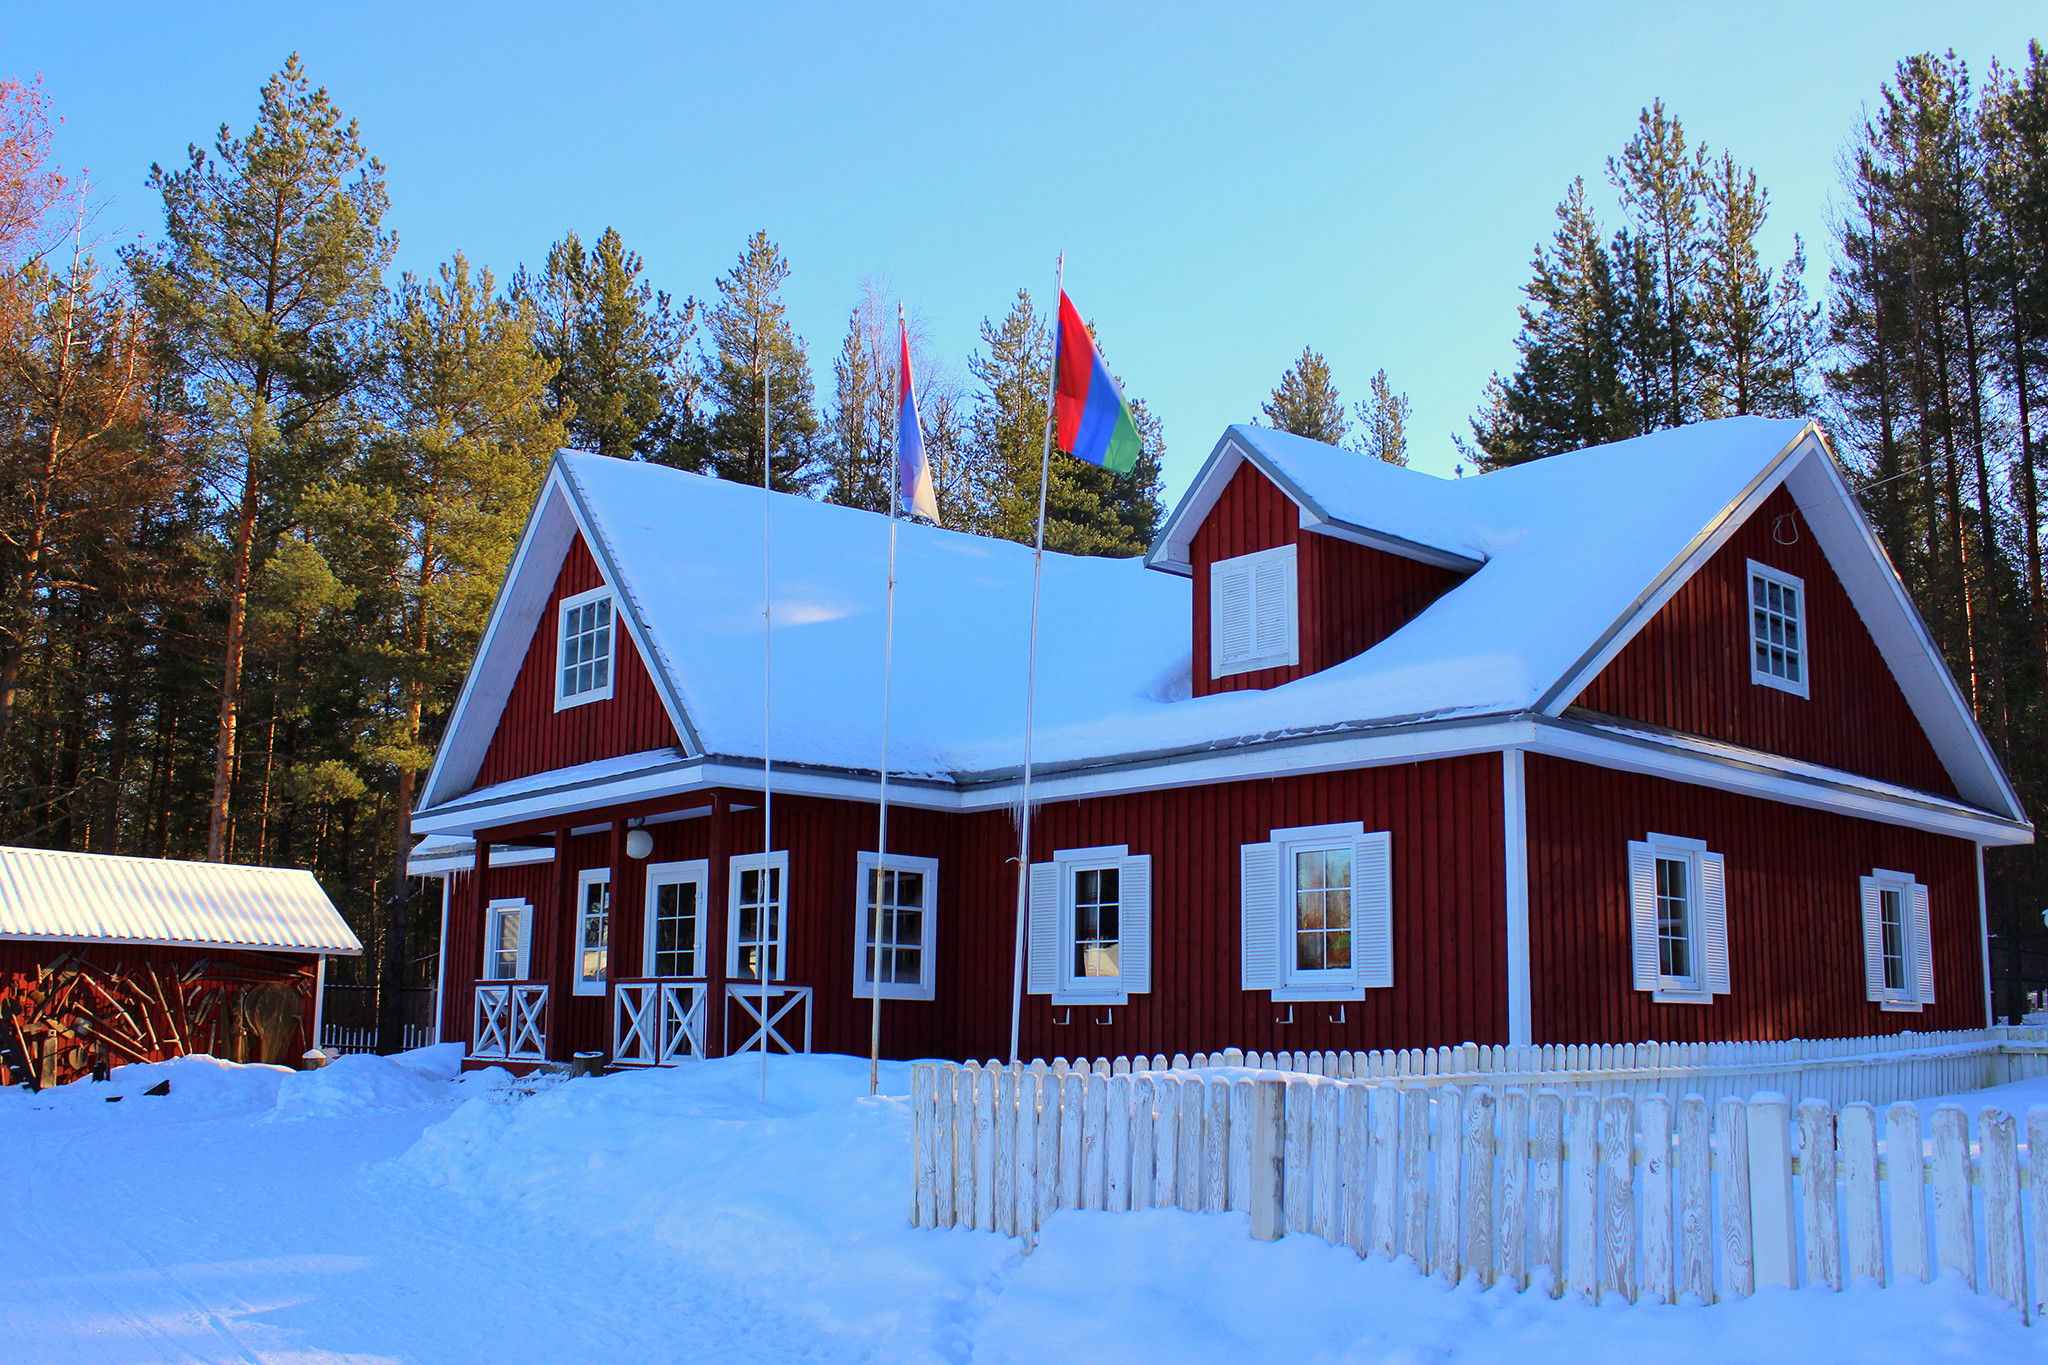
[418,417,2023,828]
[0,846,362,955]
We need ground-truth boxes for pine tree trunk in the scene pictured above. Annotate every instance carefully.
[206,461,260,862]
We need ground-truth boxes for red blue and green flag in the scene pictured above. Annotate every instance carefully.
[1054,289,1142,475]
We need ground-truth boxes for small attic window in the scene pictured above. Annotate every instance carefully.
[1747,561,1807,699]
[556,586,615,709]
[1211,544,1299,678]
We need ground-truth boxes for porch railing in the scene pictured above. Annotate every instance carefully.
[613,979,708,1065]
[471,981,549,1063]
[725,983,813,1055]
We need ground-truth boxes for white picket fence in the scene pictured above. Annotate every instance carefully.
[910,1028,2048,1322]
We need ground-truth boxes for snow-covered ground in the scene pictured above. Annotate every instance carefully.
[1,1050,2040,1364]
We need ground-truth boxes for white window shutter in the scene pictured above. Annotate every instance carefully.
[1252,554,1293,662]
[1858,876,1886,1002]
[1911,881,1935,1003]
[1027,861,1060,995]
[1119,854,1153,994]
[1212,563,1252,671]
[1627,841,1658,992]
[517,904,534,980]
[1700,851,1729,996]
[1352,830,1393,989]
[1240,841,1280,990]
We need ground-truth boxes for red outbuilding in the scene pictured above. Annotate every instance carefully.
[0,846,362,1087]
[408,417,2031,1072]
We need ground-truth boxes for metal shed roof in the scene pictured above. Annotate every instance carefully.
[0,845,362,955]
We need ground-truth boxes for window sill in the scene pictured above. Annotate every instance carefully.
[1052,987,1128,1007]
[1271,983,1365,1003]
[1650,986,1714,1006]
[553,686,614,712]
[1880,998,1925,1013]
[1750,672,1809,700]
[853,983,935,1003]
[571,982,608,998]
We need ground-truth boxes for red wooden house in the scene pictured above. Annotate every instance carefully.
[409,417,2030,1072]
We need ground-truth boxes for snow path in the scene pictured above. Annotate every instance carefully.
[1,1052,2042,1363]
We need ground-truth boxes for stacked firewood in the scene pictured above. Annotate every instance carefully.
[0,952,314,1091]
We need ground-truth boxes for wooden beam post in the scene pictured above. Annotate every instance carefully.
[706,790,731,1056]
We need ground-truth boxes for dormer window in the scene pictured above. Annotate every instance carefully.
[1748,561,1807,698]
[556,586,616,709]
[1210,544,1299,678]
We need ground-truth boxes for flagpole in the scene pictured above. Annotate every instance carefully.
[761,368,773,1104]
[1008,253,1062,1066]
[871,307,904,1097]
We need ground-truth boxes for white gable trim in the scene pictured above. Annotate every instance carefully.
[1146,427,1483,578]
[419,456,702,813]
[1538,423,2021,824]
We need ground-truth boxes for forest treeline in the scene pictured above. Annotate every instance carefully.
[0,57,1166,1028]
[6,43,2048,1025]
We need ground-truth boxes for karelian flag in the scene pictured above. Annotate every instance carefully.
[1054,289,1143,475]
[897,317,939,522]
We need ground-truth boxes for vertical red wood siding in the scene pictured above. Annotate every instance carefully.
[474,536,682,789]
[1524,752,1983,1044]
[450,755,1508,1064]
[1191,462,1465,697]
[1574,486,1955,796]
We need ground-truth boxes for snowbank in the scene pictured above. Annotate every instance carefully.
[0,1053,291,1120]
[271,1050,460,1121]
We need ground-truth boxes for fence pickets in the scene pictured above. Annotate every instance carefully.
[911,1041,2048,1324]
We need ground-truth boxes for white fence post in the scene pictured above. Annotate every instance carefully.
[1206,1076,1231,1214]
[1639,1093,1673,1305]
[995,1068,1017,1238]
[1400,1087,1431,1268]
[1531,1089,1565,1297]
[1677,1094,1712,1302]
[1746,1094,1795,1292]
[1181,1077,1207,1214]
[1498,1087,1530,1292]
[1104,1072,1129,1212]
[1838,1101,1883,1288]
[935,1062,958,1228]
[1599,1094,1635,1304]
[1312,1082,1339,1241]
[1566,1093,1599,1302]
[1464,1086,1497,1289]
[1250,1076,1286,1241]
[1229,1077,1253,1213]
[1930,1105,1976,1289]
[1083,1070,1108,1211]
[1284,1077,1313,1235]
[1796,1098,1840,1291]
[1886,1100,1929,1284]
[1129,1075,1155,1209]
[1716,1096,1753,1300]
[1434,1086,1463,1284]
[2030,1106,2048,1321]
[1980,1107,2026,1322]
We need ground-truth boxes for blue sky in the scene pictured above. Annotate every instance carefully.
[6,3,2042,495]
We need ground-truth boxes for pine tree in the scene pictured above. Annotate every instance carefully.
[1354,369,1411,466]
[355,253,562,1051]
[131,54,394,862]
[824,279,899,513]
[1696,152,1817,418]
[702,231,823,492]
[1261,347,1348,443]
[1609,100,1707,428]
[1469,178,1634,467]
[511,227,695,462]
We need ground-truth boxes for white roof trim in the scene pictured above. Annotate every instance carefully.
[419,455,701,812]
[0,845,362,954]
[1146,427,1485,577]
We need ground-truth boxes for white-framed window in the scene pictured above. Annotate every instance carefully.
[1240,823,1392,1001]
[1025,844,1153,1006]
[1860,868,1934,1011]
[1210,544,1299,679]
[727,850,789,982]
[852,851,938,1001]
[1747,560,1808,698]
[573,868,611,995]
[642,859,707,978]
[555,585,616,709]
[1628,834,1729,1005]
[482,898,532,981]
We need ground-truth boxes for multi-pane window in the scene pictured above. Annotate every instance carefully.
[864,867,926,986]
[485,901,529,980]
[1748,563,1807,696]
[557,590,614,705]
[651,878,699,978]
[575,871,610,994]
[733,864,783,981]
[1656,856,1691,981]
[1073,866,1122,980]
[1879,886,1906,993]
[1292,846,1353,974]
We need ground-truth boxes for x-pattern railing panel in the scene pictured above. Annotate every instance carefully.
[726,984,813,1056]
